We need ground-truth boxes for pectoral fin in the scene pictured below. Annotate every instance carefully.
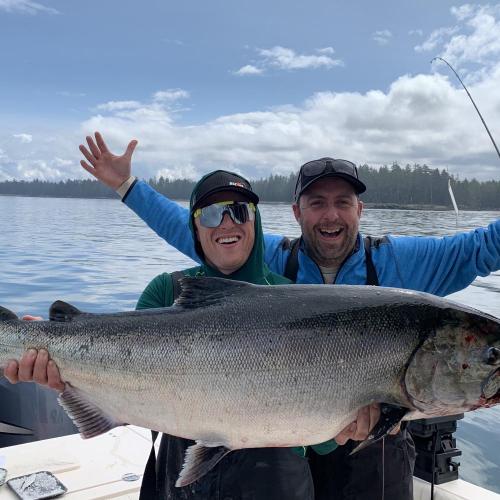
[58,384,124,439]
[176,443,231,487]
[350,403,409,455]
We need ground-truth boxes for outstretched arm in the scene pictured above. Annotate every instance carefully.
[79,132,199,262]
[391,218,500,295]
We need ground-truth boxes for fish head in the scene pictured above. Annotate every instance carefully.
[404,306,500,417]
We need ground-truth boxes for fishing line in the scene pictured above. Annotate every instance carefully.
[430,430,439,500]
[381,436,385,500]
[431,57,500,161]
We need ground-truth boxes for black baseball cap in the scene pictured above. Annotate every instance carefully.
[190,170,259,212]
[294,158,366,201]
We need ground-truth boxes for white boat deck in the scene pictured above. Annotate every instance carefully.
[0,426,151,499]
[0,427,499,499]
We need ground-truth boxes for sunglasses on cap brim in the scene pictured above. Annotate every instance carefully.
[301,159,358,178]
[193,201,256,228]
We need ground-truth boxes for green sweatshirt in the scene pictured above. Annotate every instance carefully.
[137,193,338,457]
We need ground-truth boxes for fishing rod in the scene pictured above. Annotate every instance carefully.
[431,56,500,161]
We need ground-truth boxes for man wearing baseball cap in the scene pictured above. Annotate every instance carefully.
[7,161,378,500]
[77,134,500,500]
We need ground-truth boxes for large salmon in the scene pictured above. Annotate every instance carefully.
[1,277,499,486]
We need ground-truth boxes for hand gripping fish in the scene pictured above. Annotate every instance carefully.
[1,277,499,486]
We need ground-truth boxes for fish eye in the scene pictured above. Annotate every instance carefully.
[484,346,500,366]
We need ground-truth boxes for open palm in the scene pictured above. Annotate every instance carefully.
[79,132,138,190]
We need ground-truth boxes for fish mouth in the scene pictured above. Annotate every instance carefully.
[479,367,500,407]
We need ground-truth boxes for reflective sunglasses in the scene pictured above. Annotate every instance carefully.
[193,201,256,228]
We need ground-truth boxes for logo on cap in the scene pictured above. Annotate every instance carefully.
[229,181,246,188]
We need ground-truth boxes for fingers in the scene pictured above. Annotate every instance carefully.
[334,422,357,445]
[22,315,43,321]
[79,144,97,167]
[4,360,20,384]
[47,360,65,392]
[125,139,138,159]
[369,403,381,433]
[80,160,96,177]
[3,350,64,392]
[17,349,37,381]
[353,405,369,441]
[86,135,101,159]
[94,132,109,154]
[32,349,49,384]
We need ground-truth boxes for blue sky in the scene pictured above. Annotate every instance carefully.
[1,0,500,181]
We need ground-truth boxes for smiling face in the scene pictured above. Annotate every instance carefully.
[293,177,363,268]
[194,191,255,275]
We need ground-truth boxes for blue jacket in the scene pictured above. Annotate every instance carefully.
[124,180,500,296]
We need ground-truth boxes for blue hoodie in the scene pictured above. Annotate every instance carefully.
[123,180,500,295]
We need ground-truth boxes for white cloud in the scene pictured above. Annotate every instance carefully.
[415,27,460,52]
[415,4,500,79]
[0,0,58,15]
[3,64,500,182]
[16,159,63,180]
[54,157,73,167]
[234,65,263,76]
[58,91,86,98]
[13,133,32,143]
[258,46,343,70]
[373,30,393,45]
[408,29,423,36]
[234,46,343,75]
[96,101,142,112]
[316,47,335,55]
[75,68,500,182]
[451,4,476,22]
[153,89,190,102]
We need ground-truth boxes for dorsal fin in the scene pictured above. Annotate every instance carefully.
[175,277,255,309]
[49,300,84,322]
[0,306,18,321]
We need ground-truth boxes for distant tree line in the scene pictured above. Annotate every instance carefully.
[1,163,499,209]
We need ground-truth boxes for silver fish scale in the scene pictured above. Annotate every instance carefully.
[0,282,457,449]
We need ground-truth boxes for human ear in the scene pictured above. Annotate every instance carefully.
[357,199,364,217]
[292,203,301,223]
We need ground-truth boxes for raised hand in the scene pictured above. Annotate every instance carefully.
[79,131,138,190]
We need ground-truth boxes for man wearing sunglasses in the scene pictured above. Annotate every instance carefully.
[76,133,500,500]
[5,164,379,499]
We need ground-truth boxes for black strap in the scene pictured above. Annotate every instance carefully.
[282,235,382,286]
[139,430,159,500]
[363,236,380,286]
[283,237,301,282]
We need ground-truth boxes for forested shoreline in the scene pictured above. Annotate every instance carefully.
[1,163,499,210]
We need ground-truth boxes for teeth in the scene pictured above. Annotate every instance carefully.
[218,236,239,244]
[320,228,341,234]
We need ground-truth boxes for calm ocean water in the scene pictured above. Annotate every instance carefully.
[1,196,499,492]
